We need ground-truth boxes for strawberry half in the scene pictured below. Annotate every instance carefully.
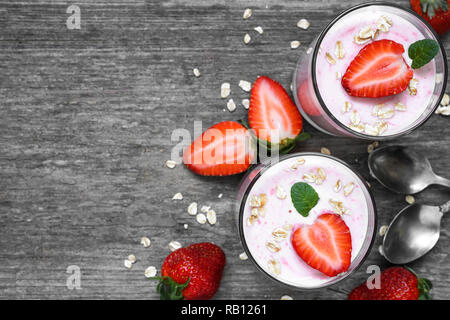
[341,40,414,98]
[291,213,352,277]
[183,121,256,176]
[248,76,305,152]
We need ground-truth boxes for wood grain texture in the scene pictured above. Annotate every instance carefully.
[0,0,448,300]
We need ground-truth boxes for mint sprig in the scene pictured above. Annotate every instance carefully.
[290,182,319,217]
[408,39,439,69]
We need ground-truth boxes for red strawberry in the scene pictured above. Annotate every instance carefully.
[291,213,352,277]
[156,242,226,300]
[411,0,449,35]
[341,40,414,98]
[183,121,256,176]
[249,76,305,152]
[349,267,432,300]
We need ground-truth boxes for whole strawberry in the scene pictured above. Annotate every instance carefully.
[348,267,432,300]
[155,242,226,300]
[411,0,449,35]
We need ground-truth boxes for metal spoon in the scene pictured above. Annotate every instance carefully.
[368,145,450,194]
[382,200,450,264]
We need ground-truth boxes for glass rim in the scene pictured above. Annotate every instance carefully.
[300,1,448,140]
[237,152,378,290]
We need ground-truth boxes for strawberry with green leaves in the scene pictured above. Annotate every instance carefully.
[411,0,449,35]
[154,242,226,300]
[349,267,432,300]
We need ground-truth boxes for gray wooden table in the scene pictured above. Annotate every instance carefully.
[0,0,449,300]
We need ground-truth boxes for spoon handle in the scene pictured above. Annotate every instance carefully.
[440,200,450,214]
[435,175,450,189]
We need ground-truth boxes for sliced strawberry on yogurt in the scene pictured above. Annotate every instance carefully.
[341,39,413,98]
[291,213,352,277]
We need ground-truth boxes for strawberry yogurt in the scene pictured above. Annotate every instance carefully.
[239,153,376,288]
[293,3,447,139]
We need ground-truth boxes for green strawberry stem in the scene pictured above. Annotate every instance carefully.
[152,276,190,300]
[420,0,448,19]
[405,266,433,300]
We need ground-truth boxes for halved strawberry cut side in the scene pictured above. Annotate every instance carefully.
[291,213,352,277]
[248,76,303,149]
[342,40,413,98]
[183,121,256,176]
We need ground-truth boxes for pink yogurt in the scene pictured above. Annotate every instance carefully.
[315,8,436,136]
[242,154,372,288]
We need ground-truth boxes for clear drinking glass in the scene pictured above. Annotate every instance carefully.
[236,153,377,290]
[292,2,448,140]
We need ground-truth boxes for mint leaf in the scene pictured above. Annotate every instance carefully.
[408,39,439,69]
[290,182,319,217]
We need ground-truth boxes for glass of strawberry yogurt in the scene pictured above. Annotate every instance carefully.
[293,2,447,139]
[237,153,376,289]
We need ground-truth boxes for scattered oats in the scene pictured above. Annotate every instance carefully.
[172,192,183,200]
[377,15,392,33]
[259,193,268,207]
[325,52,336,65]
[227,98,236,112]
[244,33,251,44]
[379,225,389,237]
[200,205,211,213]
[364,123,379,136]
[407,78,418,96]
[297,158,306,165]
[283,223,293,231]
[342,101,352,113]
[124,259,133,269]
[218,193,223,198]
[247,208,259,226]
[368,144,375,153]
[206,209,217,225]
[378,245,385,257]
[336,71,342,80]
[266,240,281,253]
[267,259,281,275]
[169,241,182,252]
[187,202,198,216]
[128,254,136,264]
[335,41,345,59]
[359,25,375,40]
[377,106,395,119]
[239,80,252,92]
[329,198,349,215]
[441,93,449,106]
[242,99,250,109]
[243,8,252,19]
[372,104,384,116]
[394,102,407,111]
[281,295,293,300]
[303,172,317,183]
[343,182,355,197]
[349,123,365,133]
[239,252,248,260]
[436,73,444,84]
[193,68,200,77]
[436,105,450,116]
[405,195,415,204]
[196,213,207,224]
[165,160,176,168]
[276,185,287,199]
[249,195,261,208]
[144,266,157,278]
[272,227,289,241]
[290,40,301,49]
[306,47,313,55]
[334,179,342,193]
[221,82,231,98]
[316,167,327,182]
[321,147,331,155]
[184,223,189,229]
[373,141,379,148]
[350,110,361,125]
[258,207,266,217]
[297,19,310,30]
[254,26,264,34]
[140,237,151,248]
[291,163,298,170]
[376,121,388,135]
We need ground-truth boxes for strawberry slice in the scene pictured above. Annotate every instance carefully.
[248,76,303,150]
[291,213,352,277]
[183,121,256,176]
[342,40,413,98]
